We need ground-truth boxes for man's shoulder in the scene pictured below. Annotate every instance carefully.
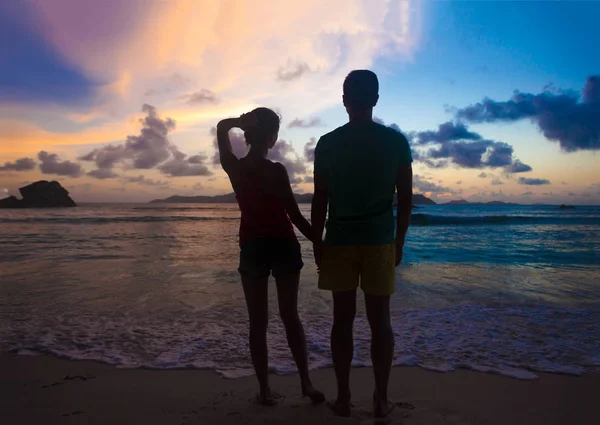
[376,123,409,143]
[318,125,348,143]
[315,125,348,155]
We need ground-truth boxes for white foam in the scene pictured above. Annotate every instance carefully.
[2,304,598,380]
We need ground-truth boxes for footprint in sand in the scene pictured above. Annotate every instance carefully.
[61,411,84,417]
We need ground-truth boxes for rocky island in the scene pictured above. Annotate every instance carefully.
[0,181,77,208]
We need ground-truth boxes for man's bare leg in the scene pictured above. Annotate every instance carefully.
[328,289,357,417]
[365,293,395,417]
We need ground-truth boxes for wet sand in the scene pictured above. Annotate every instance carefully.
[1,353,597,425]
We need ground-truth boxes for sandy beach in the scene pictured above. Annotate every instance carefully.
[1,353,597,425]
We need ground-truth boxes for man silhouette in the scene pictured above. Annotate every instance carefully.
[311,70,413,418]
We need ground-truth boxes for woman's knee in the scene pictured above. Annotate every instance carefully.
[278,306,300,326]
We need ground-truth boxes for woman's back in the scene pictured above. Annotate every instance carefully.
[235,157,296,245]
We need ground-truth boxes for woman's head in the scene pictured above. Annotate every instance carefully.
[243,107,280,150]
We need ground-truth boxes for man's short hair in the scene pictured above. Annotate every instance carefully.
[343,70,379,109]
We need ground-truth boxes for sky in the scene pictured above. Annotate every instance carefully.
[1,0,599,204]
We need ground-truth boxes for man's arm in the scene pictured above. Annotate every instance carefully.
[395,164,413,266]
[311,172,328,267]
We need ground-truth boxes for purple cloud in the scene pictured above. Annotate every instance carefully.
[0,157,36,171]
[504,159,532,173]
[288,117,324,129]
[210,128,248,165]
[79,104,211,178]
[413,121,481,145]
[411,121,531,171]
[518,177,551,185]
[277,62,309,81]
[38,151,82,177]
[88,168,119,179]
[267,140,307,184]
[123,175,169,186]
[158,149,213,177]
[79,104,174,170]
[180,89,218,104]
[304,138,317,162]
[455,76,600,151]
[413,175,456,195]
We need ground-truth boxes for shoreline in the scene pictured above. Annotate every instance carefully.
[2,353,598,425]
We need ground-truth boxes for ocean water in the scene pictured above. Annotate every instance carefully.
[1,203,599,380]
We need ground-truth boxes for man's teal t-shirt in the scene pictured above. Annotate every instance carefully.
[314,121,412,246]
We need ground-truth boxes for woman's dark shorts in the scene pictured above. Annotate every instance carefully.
[238,238,304,278]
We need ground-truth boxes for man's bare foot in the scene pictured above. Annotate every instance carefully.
[302,383,326,403]
[256,388,280,406]
[327,396,352,417]
[373,392,395,418]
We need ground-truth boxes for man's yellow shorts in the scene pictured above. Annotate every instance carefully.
[318,243,396,296]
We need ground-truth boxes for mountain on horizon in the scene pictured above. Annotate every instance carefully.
[445,199,521,206]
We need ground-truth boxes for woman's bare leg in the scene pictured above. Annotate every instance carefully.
[275,272,325,403]
[241,275,274,404]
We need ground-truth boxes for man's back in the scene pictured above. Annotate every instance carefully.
[314,121,412,245]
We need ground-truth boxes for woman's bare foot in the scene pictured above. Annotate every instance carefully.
[301,383,325,403]
[327,395,352,417]
[373,392,395,418]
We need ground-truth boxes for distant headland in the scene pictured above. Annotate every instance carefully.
[443,199,521,206]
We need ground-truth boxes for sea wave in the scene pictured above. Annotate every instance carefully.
[409,214,598,226]
[0,216,240,224]
[3,304,599,380]
[1,213,597,226]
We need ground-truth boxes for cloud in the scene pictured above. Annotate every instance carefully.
[267,140,307,184]
[88,168,119,179]
[180,89,218,105]
[518,177,551,185]
[210,128,248,165]
[38,151,82,177]
[123,175,168,186]
[455,76,600,151]
[78,105,214,179]
[456,180,462,185]
[304,138,317,162]
[158,149,213,177]
[491,179,504,186]
[288,117,324,129]
[413,122,481,145]
[411,121,531,171]
[78,145,126,169]
[0,157,36,171]
[522,191,533,196]
[277,61,309,82]
[303,176,314,183]
[504,159,532,174]
[428,139,513,168]
[79,104,175,170]
[413,175,455,195]
[478,172,487,178]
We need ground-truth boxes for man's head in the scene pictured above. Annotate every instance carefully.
[343,70,379,115]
